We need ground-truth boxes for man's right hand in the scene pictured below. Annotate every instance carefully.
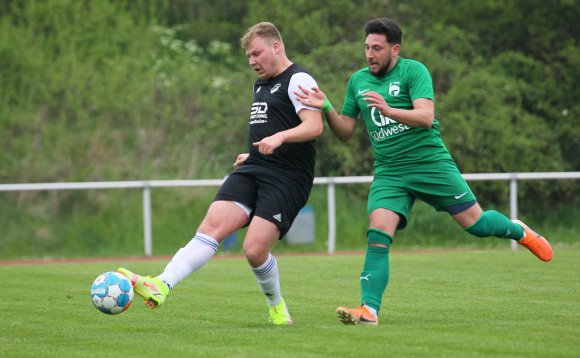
[294,85,326,109]
[234,153,249,168]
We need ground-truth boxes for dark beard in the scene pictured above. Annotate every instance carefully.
[372,57,392,77]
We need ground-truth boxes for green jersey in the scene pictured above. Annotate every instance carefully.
[341,57,451,172]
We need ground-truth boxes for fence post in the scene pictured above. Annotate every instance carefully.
[143,183,153,256]
[327,180,336,255]
[509,174,518,251]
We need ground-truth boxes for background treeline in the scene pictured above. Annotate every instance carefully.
[1,0,578,258]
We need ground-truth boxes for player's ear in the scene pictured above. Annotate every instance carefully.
[272,40,282,55]
[392,43,401,56]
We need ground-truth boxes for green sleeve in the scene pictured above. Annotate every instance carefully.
[340,75,360,119]
[408,61,434,101]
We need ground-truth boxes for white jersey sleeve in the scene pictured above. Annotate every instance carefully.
[287,72,321,113]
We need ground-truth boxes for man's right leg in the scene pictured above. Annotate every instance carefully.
[337,209,399,325]
[118,201,249,308]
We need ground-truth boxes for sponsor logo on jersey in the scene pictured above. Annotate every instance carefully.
[270,83,281,94]
[358,88,371,95]
[255,86,261,93]
[369,125,411,141]
[389,82,400,96]
[370,107,397,127]
[364,81,410,142]
[368,106,411,142]
[273,213,282,222]
[360,274,371,281]
[249,102,268,124]
[454,192,467,199]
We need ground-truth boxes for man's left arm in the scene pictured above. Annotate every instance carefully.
[253,72,324,155]
[277,109,324,143]
[252,109,323,155]
[363,92,434,128]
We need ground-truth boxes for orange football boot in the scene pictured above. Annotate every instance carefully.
[336,304,378,325]
[513,220,553,262]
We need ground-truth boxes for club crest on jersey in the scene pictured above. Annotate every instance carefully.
[270,83,281,94]
[389,82,400,96]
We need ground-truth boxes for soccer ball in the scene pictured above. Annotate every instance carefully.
[90,271,134,315]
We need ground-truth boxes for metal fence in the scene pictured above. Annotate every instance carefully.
[1,172,579,255]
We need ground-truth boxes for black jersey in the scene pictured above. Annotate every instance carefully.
[244,64,317,183]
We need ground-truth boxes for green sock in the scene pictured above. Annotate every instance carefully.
[465,210,524,240]
[360,230,392,314]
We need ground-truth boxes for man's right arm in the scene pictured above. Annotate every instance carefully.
[324,107,358,142]
[294,85,358,142]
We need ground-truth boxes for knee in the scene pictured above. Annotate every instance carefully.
[198,213,244,241]
[465,212,489,237]
[368,228,393,248]
[243,241,268,265]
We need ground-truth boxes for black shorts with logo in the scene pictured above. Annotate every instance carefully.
[214,164,312,239]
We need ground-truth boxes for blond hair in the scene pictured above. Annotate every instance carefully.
[240,22,283,49]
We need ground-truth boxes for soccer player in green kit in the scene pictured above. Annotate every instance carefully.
[294,17,552,325]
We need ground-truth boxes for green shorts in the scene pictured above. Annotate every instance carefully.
[368,158,476,230]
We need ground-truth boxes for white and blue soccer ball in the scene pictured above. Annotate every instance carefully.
[90,271,134,315]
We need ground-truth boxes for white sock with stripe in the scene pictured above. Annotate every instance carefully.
[157,233,219,289]
[251,254,281,307]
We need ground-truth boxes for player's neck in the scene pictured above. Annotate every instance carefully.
[387,56,399,72]
[270,58,293,79]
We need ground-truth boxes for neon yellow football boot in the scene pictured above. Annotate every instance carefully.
[117,267,169,309]
[268,298,293,325]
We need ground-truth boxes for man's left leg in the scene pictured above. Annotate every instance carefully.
[244,217,292,325]
[452,203,552,262]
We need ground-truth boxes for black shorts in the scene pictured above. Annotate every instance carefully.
[214,164,313,238]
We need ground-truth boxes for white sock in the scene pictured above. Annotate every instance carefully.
[365,305,378,318]
[251,254,281,307]
[157,233,219,288]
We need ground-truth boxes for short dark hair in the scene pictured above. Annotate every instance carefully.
[364,18,402,45]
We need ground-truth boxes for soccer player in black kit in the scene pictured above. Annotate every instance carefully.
[117,22,323,325]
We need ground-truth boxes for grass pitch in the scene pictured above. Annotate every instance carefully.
[1,247,578,357]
